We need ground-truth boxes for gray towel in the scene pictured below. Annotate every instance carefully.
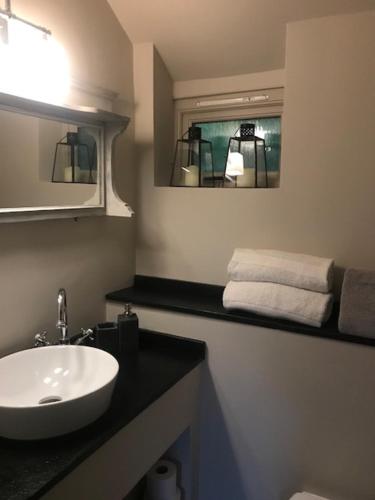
[339,268,375,338]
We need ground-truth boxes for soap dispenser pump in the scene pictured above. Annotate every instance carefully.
[118,303,139,356]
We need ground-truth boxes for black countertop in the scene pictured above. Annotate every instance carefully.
[106,275,375,348]
[0,330,205,500]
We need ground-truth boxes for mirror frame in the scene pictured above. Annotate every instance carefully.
[0,92,133,222]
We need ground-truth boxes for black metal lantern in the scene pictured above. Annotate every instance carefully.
[51,131,95,184]
[170,126,214,187]
[224,123,268,188]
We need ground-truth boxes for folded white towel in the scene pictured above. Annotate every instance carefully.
[223,281,333,327]
[290,493,330,500]
[228,249,334,293]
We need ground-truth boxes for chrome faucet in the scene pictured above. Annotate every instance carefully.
[34,288,93,347]
[57,288,69,344]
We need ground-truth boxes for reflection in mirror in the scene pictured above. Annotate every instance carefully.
[0,108,102,209]
[52,129,97,184]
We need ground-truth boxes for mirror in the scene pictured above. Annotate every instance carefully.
[0,107,103,209]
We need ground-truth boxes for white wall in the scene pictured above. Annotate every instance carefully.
[133,44,174,188]
[136,11,375,295]
[154,49,174,186]
[173,69,285,99]
[132,9,375,500]
[0,0,136,355]
[0,111,98,207]
[106,303,375,500]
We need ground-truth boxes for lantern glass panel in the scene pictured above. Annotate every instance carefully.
[235,140,255,188]
[171,138,214,187]
[224,134,268,188]
[194,116,281,188]
[52,129,97,184]
[255,139,268,188]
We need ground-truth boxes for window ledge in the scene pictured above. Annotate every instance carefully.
[106,275,375,348]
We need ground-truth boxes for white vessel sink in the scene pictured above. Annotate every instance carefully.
[0,345,119,440]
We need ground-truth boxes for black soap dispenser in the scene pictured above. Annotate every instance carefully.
[118,303,139,356]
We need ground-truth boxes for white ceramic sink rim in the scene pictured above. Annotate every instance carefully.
[0,345,119,409]
[0,345,119,440]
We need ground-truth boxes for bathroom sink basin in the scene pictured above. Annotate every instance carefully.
[0,345,119,440]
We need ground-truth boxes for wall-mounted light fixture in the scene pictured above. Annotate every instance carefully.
[0,0,70,103]
[0,0,51,38]
[0,13,8,44]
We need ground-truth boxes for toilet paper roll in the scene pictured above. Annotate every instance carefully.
[146,460,177,500]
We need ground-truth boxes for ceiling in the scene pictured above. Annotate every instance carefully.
[107,0,375,81]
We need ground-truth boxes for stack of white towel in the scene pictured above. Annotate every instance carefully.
[223,249,334,327]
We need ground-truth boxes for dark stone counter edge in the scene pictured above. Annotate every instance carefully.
[36,331,205,498]
[0,330,205,500]
[106,275,375,349]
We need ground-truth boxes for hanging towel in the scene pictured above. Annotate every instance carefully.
[227,249,334,293]
[223,281,333,327]
[338,268,375,338]
[290,493,331,500]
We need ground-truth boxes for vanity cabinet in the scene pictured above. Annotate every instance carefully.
[0,330,205,500]
[42,366,201,500]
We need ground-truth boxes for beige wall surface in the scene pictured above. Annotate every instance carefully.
[136,11,375,292]
[154,49,174,186]
[133,11,375,500]
[0,0,135,355]
[107,304,375,500]
[173,68,285,99]
[133,44,174,187]
[0,111,98,207]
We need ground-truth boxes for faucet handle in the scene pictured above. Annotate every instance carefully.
[81,328,94,339]
[34,331,50,347]
[74,328,94,345]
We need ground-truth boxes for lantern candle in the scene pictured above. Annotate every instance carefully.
[182,164,199,187]
[226,152,244,177]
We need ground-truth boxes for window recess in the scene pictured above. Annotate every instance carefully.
[169,87,283,188]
